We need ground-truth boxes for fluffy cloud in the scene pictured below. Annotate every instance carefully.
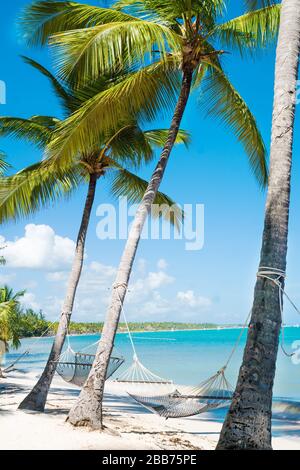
[1,225,76,270]
[157,258,168,270]
[177,290,212,309]
[0,272,16,284]
[22,292,41,311]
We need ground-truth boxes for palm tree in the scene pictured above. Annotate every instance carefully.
[19,1,279,427]
[0,58,187,411]
[0,286,24,377]
[0,155,9,266]
[217,0,300,450]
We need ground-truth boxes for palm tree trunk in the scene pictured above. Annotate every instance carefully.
[67,68,194,429]
[18,173,98,412]
[0,340,6,377]
[217,0,300,450]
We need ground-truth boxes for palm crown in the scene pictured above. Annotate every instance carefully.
[19,0,281,186]
[0,57,189,226]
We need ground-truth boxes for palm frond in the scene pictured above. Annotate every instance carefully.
[47,59,181,169]
[107,124,154,166]
[110,166,183,229]
[21,55,76,114]
[215,4,281,52]
[0,160,84,224]
[144,128,190,149]
[200,61,268,187]
[50,19,181,84]
[0,117,53,148]
[20,1,139,46]
[0,154,10,175]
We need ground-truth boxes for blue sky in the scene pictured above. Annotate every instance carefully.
[1,0,300,324]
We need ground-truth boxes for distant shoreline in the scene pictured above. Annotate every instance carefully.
[22,324,300,340]
[27,325,245,340]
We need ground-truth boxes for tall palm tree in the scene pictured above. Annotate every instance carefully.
[0,286,24,377]
[0,155,9,266]
[217,0,300,450]
[0,58,187,411]
[20,0,279,428]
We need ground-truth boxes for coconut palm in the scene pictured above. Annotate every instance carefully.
[0,58,188,411]
[0,155,9,266]
[217,0,300,450]
[0,286,24,377]
[19,1,280,427]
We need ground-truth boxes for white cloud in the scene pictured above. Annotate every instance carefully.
[177,290,212,309]
[23,280,38,289]
[89,261,116,277]
[46,271,69,282]
[137,258,147,274]
[0,272,16,284]
[1,224,76,270]
[6,249,213,322]
[22,292,41,311]
[157,258,168,270]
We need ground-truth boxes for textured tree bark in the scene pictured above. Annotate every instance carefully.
[67,69,194,429]
[18,174,98,412]
[217,0,300,450]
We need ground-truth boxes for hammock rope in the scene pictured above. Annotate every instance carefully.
[55,345,124,387]
[132,266,300,418]
[256,266,299,357]
[113,283,175,395]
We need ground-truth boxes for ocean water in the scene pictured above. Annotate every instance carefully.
[4,327,300,402]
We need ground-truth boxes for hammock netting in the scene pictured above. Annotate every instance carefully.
[114,355,176,395]
[130,368,234,418]
[55,347,124,387]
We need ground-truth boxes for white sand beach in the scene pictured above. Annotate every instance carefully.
[1,371,300,450]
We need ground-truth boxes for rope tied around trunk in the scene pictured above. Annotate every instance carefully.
[256,266,299,357]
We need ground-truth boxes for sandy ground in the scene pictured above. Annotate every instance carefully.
[1,371,300,450]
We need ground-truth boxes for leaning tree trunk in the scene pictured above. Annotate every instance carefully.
[18,173,98,412]
[217,0,300,450]
[67,68,194,429]
[0,340,6,377]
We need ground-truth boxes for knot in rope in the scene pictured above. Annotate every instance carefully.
[257,266,294,357]
[257,266,286,286]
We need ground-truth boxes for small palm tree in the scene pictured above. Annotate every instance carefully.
[0,286,25,377]
[0,57,188,410]
[19,0,281,427]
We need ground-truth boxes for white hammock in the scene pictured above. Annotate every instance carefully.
[112,285,175,395]
[114,354,175,395]
[55,345,124,387]
[130,367,234,419]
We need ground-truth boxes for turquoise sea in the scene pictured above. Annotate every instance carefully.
[4,327,300,403]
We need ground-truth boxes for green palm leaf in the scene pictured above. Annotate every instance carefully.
[47,59,181,168]
[144,128,190,149]
[0,161,84,224]
[0,154,10,175]
[215,4,281,52]
[20,1,139,46]
[200,61,267,186]
[0,286,25,349]
[50,19,181,84]
[21,55,76,114]
[109,165,183,229]
[0,117,54,147]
